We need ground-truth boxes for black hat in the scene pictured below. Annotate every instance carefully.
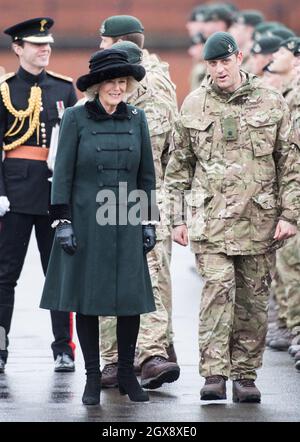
[4,17,54,43]
[251,36,283,55]
[203,32,238,61]
[76,49,146,92]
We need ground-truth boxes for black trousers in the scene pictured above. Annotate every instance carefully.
[0,212,75,362]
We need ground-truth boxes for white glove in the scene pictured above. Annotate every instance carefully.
[0,196,10,217]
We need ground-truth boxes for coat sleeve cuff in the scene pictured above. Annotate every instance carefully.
[49,204,72,222]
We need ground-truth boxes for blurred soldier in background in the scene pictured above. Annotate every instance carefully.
[98,15,180,390]
[247,36,282,76]
[0,18,77,374]
[229,10,265,71]
[188,32,207,91]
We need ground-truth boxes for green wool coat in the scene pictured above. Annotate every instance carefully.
[40,100,156,316]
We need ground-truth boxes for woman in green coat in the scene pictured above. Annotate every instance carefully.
[40,49,157,405]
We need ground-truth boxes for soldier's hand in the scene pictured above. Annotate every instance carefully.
[56,222,77,255]
[274,220,297,241]
[172,224,189,246]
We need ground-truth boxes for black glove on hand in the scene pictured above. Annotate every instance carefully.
[142,224,156,254]
[56,223,77,255]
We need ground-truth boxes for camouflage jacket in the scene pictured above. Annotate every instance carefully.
[127,56,178,239]
[165,71,300,255]
[284,76,300,146]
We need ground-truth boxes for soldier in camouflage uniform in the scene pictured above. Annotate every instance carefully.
[164,32,300,402]
[229,10,265,72]
[98,17,180,390]
[264,39,300,366]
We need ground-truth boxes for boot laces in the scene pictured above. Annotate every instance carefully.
[205,375,225,384]
[237,379,256,388]
[102,363,117,375]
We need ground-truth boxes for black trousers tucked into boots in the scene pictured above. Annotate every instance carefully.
[0,212,75,362]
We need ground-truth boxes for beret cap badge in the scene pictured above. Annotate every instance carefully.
[228,44,234,53]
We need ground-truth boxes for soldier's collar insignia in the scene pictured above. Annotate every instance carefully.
[228,44,234,53]
[253,43,261,53]
[287,41,296,50]
[132,109,138,115]
[40,19,47,32]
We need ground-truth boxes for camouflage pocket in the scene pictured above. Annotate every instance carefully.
[183,118,214,161]
[246,116,277,180]
[185,190,213,241]
[251,193,278,242]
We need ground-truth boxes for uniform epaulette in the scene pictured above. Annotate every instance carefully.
[0,72,15,85]
[46,70,73,82]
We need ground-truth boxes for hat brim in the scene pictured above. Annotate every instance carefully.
[22,35,54,43]
[76,63,145,92]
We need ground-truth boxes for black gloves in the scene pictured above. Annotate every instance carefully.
[142,224,156,254]
[56,223,77,255]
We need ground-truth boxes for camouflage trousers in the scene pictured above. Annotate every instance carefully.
[100,236,173,366]
[195,252,275,380]
[274,234,300,335]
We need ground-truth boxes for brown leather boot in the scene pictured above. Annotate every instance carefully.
[200,375,227,400]
[101,363,118,388]
[166,344,177,363]
[232,379,261,403]
[140,356,180,389]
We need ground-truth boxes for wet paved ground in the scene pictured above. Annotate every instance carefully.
[0,239,299,422]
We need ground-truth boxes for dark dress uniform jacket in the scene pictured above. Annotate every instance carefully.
[0,67,77,214]
[40,99,156,316]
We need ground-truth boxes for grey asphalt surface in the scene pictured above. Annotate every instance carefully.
[0,238,299,422]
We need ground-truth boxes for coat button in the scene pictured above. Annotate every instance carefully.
[92,131,97,135]
[128,147,133,151]
[97,164,103,171]
[96,147,101,152]
[98,182,104,187]
[128,129,133,134]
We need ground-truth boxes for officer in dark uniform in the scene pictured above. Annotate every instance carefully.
[0,17,77,373]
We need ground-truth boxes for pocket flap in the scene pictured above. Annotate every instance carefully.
[182,117,214,131]
[252,193,277,210]
[246,111,282,128]
[185,190,213,207]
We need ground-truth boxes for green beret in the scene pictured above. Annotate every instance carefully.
[189,5,209,22]
[204,5,234,26]
[234,10,265,27]
[203,32,238,61]
[253,21,283,41]
[251,36,282,55]
[111,41,143,64]
[279,37,300,53]
[269,27,296,40]
[293,39,300,56]
[100,15,144,37]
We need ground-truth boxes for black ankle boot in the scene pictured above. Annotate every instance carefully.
[82,373,101,405]
[117,370,149,402]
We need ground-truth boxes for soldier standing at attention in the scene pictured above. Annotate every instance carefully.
[0,18,77,373]
[165,32,300,403]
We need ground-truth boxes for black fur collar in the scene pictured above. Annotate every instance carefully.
[85,98,129,121]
